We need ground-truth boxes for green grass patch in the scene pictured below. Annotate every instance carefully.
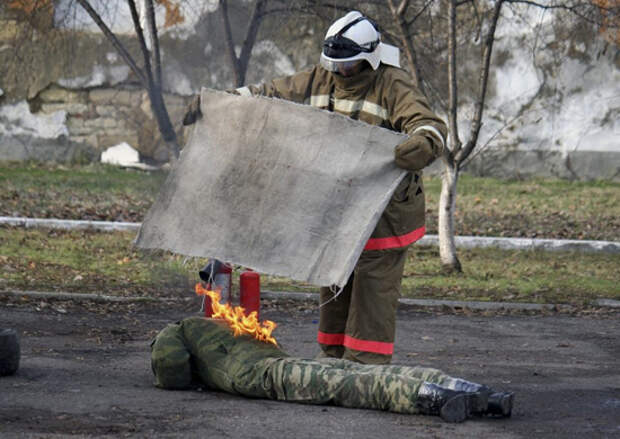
[423,174,620,241]
[2,162,618,241]
[0,161,167,221]
[0,228,191,297]
[401,246,620,305]
[0,161,166,194]
[1,227,618,305]
[1,162,618,306]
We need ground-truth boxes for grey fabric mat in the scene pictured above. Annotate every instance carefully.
[135,88,406,287]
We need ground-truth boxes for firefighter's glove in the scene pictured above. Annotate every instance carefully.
[394,134,435,171]
[182,94,202,126]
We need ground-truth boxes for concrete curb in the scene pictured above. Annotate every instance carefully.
[2,289,618,311]
[0,217,140,232]
[416,235,620,254]
[2,216,619,254]
[262,290,620,311]
[0,290,189,303]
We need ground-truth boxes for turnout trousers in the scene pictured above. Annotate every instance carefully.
[318,248,408,364]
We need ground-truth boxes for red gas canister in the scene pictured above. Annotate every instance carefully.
[240,270,260,319]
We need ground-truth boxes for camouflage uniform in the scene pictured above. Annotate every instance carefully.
[151,317,458,415]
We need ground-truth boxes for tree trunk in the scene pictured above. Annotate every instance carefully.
[147,85,180,160]
[438,161,461,272]
[220,0,242,86]
[438,0,461,273]
[128,0,179,161]
[80,0,179,162]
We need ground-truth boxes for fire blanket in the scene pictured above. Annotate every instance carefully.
[136,88,407,287]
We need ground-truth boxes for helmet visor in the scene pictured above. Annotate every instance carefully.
[320,56,363,73]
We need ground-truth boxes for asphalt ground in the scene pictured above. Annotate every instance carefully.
[0,296,619,438]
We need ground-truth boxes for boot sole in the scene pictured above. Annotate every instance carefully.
[470,391,489,414]
[488,392,514,417]
[440,394,469,423]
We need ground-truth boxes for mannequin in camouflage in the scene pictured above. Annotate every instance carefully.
[151,317,514,423]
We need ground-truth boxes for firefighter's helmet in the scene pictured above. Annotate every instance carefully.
[320,11,400,72]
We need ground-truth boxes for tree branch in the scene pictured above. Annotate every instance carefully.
[127,0,155,87]
[397,0,410,17]
[238,0,267,86]
[219,0,242,86]
[75,0,147,85]
[505,0,610,25]
[144,0,162,88]
[387,0,425,94]
[456,0,504,163]
[405,0,435,27]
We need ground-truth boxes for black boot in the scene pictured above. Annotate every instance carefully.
[440,378,491,414]
[415,382,476,423]
[0,328,20,376]
[442,378,514,417]
[487,392,514,417]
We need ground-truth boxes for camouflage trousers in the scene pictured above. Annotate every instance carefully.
[262,357,451,414]
[151,317,454,415]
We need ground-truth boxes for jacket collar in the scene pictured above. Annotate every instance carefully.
[331,64,379,92]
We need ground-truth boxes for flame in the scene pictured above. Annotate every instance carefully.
[195,283,277,345]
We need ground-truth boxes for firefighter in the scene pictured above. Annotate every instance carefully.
[151,317,514,423]
[184,11,448,365]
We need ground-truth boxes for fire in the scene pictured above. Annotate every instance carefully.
[195,283,277,345]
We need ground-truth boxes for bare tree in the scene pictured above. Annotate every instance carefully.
[384,0,617,271]
[74,0,180,160]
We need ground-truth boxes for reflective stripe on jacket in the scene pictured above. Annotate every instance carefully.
[238,64,447,250]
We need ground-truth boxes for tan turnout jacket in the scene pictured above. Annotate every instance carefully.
[238,64,447,250]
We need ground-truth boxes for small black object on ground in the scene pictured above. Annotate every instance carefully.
[0,328,20,376]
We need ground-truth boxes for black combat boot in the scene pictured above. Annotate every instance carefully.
[487,392,514,417]
[415,382,477,423]
[441,378,514,417]
[440,378,492,414]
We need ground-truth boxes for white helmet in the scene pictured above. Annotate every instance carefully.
[320,11,400,72]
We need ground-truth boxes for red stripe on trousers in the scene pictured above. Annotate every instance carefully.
[317,331,344,345]
[317,331,394,355]
[364,226,425,251]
